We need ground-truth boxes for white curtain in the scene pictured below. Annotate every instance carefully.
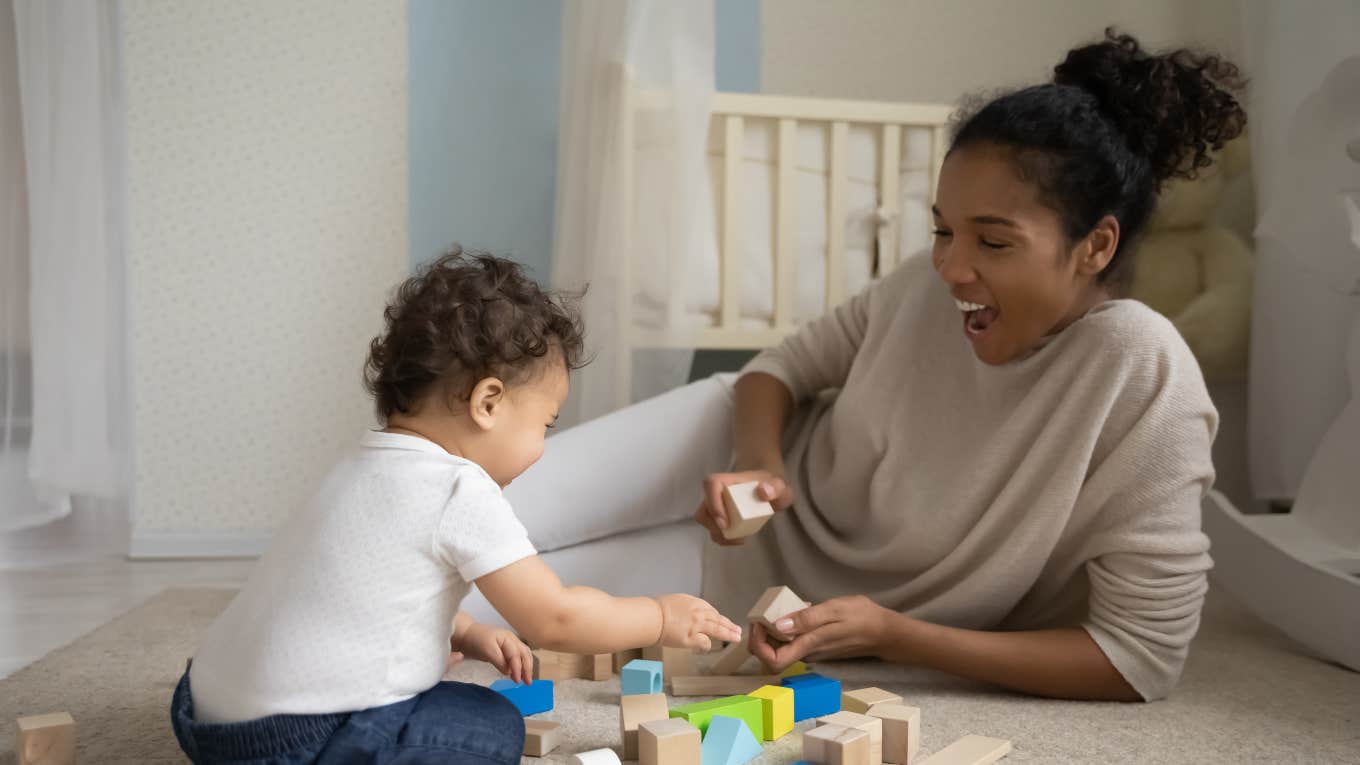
[0,0,128,562]
[1241,0,1360,503]
[552,0,714,427]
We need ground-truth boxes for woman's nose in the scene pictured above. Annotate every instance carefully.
[934,244,977,285]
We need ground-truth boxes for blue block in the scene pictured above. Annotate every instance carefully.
[780,672,840,721]
[621,659,664,696]
[700,714,763,765]
[490,678,553,716]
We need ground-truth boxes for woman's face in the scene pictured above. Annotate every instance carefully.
[931,143,1115,365]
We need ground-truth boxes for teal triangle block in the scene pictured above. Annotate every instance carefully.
[701,714,763,765]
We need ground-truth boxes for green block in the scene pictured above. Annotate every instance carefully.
[669,695,765,741]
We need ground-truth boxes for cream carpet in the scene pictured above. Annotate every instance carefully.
[2,586,1358,764]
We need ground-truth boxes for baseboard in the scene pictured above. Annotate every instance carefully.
[128,529,271,559]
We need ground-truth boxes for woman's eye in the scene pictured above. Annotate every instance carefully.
[980,238,1008,250]
[932,228,952,238]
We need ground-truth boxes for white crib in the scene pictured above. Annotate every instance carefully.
[617,86,955,406]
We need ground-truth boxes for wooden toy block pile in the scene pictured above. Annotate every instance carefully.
[492,582,1011,764]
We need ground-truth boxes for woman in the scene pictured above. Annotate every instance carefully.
[694,29,1245,702]
[505,29,1245,703]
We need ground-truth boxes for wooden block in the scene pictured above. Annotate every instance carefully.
[524,719,562,757]
[778,661,810,678]
[620,692,670,760]
[817,711,883,765]
[614,648,644,674]
[669,695,765,740]
[588,652,613,680]
[747,684,794,741]
[622,659,665,696]
[868,704,920,765]
[570,748,623,765]
[669,674,780,697]
[917,735,1011,765]
[534,650,612,681]
[720,481,775,540]
[842,687,903,715]
[782,672,842,721]
[700,714,763,765]
[747,586,809,641]
[17,712,75,765]
[708,641,752,676]
[805,723,871,765]
[639,718,701,765]
[643,645,697,682]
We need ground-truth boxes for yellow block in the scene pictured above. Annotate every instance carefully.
[747,685,794,741]
[778,661,809,679]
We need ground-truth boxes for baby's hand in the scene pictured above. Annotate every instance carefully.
[654,594,743,653]
[458,623,534,686]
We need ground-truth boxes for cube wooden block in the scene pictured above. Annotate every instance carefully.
[708,641,752,676]
[781,672,842,721]
[747,586,809,641]
[17,712,75,765]
[868,703,921,764]
[720,481,775,540]
[917,735,1012,765]
[620,692,670,760]
[639,717,701,765]
[622,659,665,696]
[805,723,871,765]
[746,684,794,741]
[817,710,883,765]
[523,719,562,757]
[643,645,697,682]
[842,687,903,715]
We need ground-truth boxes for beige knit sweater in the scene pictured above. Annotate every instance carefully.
[706,254,1217,701]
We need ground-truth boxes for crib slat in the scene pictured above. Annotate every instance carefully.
[827,121,848,308]
[616,66,635,409]
[929,124,948,208]
[722,115,744,330]
[877,123,902,276]
[775,119,796,331]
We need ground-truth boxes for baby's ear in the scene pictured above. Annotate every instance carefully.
[468,377,506,430]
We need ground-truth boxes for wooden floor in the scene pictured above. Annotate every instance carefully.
[0,555,255,678]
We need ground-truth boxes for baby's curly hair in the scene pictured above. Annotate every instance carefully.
[364,246,586,421]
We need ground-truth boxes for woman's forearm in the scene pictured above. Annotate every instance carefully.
[880,612,1142,701]
[732,372,794,472]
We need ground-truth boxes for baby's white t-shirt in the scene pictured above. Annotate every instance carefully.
[188,431,536,723]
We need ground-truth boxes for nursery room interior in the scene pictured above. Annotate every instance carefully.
[2,0,1358,763]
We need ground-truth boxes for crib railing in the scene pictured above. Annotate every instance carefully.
[621,85,954,405]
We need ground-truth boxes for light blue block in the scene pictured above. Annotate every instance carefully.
[621,658,664,696]
[701,715,763,765]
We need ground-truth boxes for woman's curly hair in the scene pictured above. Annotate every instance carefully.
[364,246,586,421]
[949,28,1247,290]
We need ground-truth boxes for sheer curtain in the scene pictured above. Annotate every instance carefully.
[0,0,128,566]
[551,0,714,427]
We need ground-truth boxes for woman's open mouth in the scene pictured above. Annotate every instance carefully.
[954,298,999,339]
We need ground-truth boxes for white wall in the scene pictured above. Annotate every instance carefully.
[762,0,1241,105]
[124,0,409,555]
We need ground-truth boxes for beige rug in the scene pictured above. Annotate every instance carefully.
[2,586,1358,764]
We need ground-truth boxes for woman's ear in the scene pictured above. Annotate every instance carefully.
[1076,214,1120,277]
[467,377,506,431]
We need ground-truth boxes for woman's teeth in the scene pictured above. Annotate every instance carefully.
[954,298,989,312]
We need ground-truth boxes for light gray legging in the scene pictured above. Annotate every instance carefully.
[458,373,738,627]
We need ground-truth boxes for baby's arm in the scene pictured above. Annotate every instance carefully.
[450,610,534,685]
[476,555,741,654]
